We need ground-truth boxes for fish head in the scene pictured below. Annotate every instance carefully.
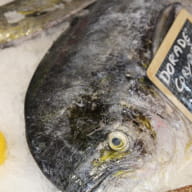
[63,71,180,192]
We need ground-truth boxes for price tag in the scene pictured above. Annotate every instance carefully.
[147,9,192,121]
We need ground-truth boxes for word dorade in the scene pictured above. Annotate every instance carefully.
[147,10,192,121]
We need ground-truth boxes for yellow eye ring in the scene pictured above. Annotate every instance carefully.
[108,131,129,152]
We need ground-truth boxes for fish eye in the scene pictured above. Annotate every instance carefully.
[108,131,129,152]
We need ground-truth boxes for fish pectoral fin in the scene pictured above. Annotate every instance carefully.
[152,3,182,55]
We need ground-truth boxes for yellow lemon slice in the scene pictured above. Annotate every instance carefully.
[0,132,7,164]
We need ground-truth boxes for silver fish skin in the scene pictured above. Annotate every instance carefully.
[0,0,95,48]
[25,0,192,192]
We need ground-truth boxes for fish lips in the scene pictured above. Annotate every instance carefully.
[65,149,142,192]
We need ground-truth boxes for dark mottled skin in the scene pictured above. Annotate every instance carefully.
[25,0,192,191]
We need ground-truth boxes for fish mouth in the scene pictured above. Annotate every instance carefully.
[64,155,140,192]
[86,166,137,192]
[84,153,142,192]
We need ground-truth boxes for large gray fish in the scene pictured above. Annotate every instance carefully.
[25,0,192,191]
[0,0,95,48]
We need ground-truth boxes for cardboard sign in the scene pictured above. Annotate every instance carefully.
[147,9,192,121]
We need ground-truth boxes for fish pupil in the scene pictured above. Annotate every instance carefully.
[112,138,121,146]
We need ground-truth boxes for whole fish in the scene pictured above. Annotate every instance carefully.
[0,0,95,48]
[25,0,192,191]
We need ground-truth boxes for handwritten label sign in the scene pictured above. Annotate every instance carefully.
[147,10,192,121]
